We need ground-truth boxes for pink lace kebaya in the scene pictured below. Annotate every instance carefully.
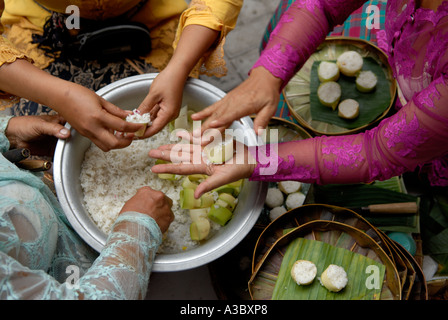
[249,0,448,186]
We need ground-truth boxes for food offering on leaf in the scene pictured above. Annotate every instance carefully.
[356,70,378,93]
[317,81,342,111]
[291,260,318,286]
[315,51,379,121]
[337,99,360,120]
[337,50,364,77]
[320,264,348,293]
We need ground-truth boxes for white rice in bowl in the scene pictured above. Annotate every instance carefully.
[79,127,221,254]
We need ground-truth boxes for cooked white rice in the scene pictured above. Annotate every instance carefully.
[79,126,221,254]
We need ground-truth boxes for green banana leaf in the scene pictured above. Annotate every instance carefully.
[250,204,427,300]
[249,220,401,300]
[272,238,385,300]
[283,37,396,136]
[421,191,448,275]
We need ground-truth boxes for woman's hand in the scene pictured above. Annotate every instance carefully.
[191,67,283,136]
[5,114,70,157]
[52,82,144,152]
[0,59,144,152]
[120,186,174,233]
[148,138,257,199]
[136,24,221,138]
[136,66,186,138]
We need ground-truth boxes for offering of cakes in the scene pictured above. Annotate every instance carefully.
[317,50,378,120]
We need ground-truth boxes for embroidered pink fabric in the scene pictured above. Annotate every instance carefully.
[249,0,448,186]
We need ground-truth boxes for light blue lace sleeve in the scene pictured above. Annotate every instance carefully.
[0,116,163,300]
[0,115,12,152]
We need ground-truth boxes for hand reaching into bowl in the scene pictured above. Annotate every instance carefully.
[120,186,174,233]
[136,66,185,139]
[149,137,257,199]
[191,67,283,136]
[136,25,220,139]
[0,59,144,152]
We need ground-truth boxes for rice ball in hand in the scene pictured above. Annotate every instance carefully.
[126,109,152,137]
[291,260,317,286]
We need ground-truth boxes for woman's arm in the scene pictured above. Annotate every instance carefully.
[137,24,220,138]
[0,59,144,151]
[137,0,243,138]
[0,184,172,300]
[250,75,448,185]
[193,0,368,134]
[149,74,448,192]
[0,115,174,299]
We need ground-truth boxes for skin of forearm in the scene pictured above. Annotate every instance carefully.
[168,24,220,79]
[0,59,71,113]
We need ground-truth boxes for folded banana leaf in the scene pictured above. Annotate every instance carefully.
[309,58,391,129]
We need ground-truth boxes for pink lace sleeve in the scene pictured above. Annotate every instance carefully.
[251,0,368,88]
[250,75,448,185]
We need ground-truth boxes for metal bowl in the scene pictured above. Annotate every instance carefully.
[53,74,267,272]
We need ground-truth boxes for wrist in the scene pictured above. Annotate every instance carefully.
[246,145,258,178]
[45,80,79,114]
[162,61,191,82]
[249,66,284,93]
[3,117,15,148]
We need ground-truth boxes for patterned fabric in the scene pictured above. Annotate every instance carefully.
[260,0,387,124]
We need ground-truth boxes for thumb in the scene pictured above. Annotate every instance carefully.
[55,126,71,139]
[39,122,71,140]
[138,92,159,115]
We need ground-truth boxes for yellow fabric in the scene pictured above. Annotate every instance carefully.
[0,36,33,110]
[174,0,243,78]
[0,0,242,109]
[0,0,188,71]
[34,0,141,19]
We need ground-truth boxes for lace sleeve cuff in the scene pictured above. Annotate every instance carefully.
[0,115,13,152]
[248,143,320,183]
[109,211,163,249]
